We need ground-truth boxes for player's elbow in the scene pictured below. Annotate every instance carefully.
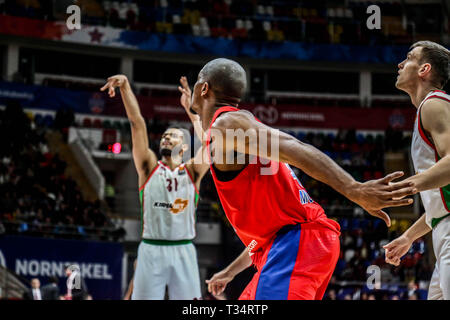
[129,116,146,128]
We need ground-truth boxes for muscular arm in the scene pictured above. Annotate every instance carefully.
[405,98,450,191]
[101,76,157,180]
[211,111,416,226]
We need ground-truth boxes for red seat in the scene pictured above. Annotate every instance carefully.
[83,118,92,128]
[93,119,103,128]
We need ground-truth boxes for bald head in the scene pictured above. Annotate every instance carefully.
[199,58,247,103]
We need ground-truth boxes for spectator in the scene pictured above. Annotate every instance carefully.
[23,278,42,300]
[42,276,60,300]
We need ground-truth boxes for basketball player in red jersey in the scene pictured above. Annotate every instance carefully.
[188,58,417,300]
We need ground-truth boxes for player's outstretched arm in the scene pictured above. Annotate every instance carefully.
[205,249,252,296]
[383,213,430,266]
[401,98,450,191]
[179,76,210,184]
[211,111,417,226]
[101,75,157,177]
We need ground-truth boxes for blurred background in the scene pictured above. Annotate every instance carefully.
[0,0,449,300]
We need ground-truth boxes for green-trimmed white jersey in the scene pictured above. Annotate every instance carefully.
[411,90,450,228]
[139,161,199,240]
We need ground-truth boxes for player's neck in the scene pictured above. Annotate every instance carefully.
[160,156,182,170]
[200,103,218,132]
[409,83,441,108]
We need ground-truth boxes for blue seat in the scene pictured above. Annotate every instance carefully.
[19,223,28,232]
[351,218,361,230]
[78,226,86,235]
[417,289,428,300]
[359,219,369,229]
[356,133,365,143]
[43,114,54,127]
[34,114,44,126]
[340,218,349,231]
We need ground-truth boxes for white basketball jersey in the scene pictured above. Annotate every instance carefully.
[139,161,199,240]
[411,90,450,228]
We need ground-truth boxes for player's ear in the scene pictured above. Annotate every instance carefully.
[418,63,432,79]
[201,82,210,97]
[182,143,189,153]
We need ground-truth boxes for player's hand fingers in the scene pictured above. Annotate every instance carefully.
[206,280,212,293]
[385,256,394,264]
[100,82,110,91]
[384,198,414,207]
[217,284,225,295]
[380,171,404,184]
[109,87,115,97]
[368,209,391,227]
[178,86,189,96]
[383,242,396,250]
[180,76,190,90]
[212,284,219,296]
[384,180,414,192]
[388,187,418,199]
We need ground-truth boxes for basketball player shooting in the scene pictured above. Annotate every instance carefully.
[188,58,417,300]
[101,75,209,300]
[383,41,450,300]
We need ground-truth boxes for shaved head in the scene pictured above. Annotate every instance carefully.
[198,58,247,104]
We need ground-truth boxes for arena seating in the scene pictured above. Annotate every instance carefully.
[0,102,121,241]
[3,0,444,45]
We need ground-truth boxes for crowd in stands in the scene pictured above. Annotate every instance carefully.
[0,101,122,241]
[323,216,432,300]
[2,0,446,46]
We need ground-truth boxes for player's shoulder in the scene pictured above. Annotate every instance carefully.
[421,94,450,131]
[212,109,255,131]
[422,94,450,115]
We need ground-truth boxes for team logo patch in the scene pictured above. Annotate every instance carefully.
[247,240,258,257]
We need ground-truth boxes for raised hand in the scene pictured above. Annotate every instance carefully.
[353,171,417,227]
[178,76,192,111]
[383,235,413,266]
[100,75,129,98]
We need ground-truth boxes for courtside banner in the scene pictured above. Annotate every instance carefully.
[0,81,416,130]
[0,235,124,300]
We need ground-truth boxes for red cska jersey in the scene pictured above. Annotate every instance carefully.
[206,106,340,256]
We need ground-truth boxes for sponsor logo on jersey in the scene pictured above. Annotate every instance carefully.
[247,240,258,257]
[170,198,189,214]
[178,166,186,175]
[154,202,173,209]
[153,198,189,214]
